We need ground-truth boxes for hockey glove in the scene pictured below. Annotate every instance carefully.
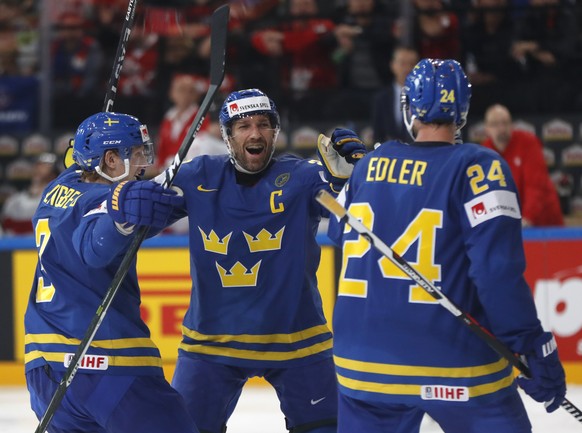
[317,129,366,192]
[330,128,367,164]
[108,180,184,229]
[516,332,566,413]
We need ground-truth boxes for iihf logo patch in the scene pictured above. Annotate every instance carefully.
[64,353,109,370]
[421,385,469,402]
[471,202,486,218]
[275,173,290,187]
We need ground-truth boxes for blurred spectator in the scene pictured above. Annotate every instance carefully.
[511,0,578,112]
[411,0,461,60]
[184,115,227,160]
[551,170,574,216]
[164,112,227,235]
[51,11,104,127]
[229,0,280,23]
[0,1,39,132]
[92,0,129,61]
[115,28,160,125]
[371,45,419,144]
[250,0,337,121]
[155,74,227,234]
[1,152,59,235]
[481,104,563,227]
[154,74,213,171]
[52,11,104,98]
[326,0,395,120]
[155,7,213,108]
[462,0,522,115]
[0,0,39,76]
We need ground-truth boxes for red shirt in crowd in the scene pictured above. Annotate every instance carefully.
[251,17,337,91]
[482,129,563,227]
[156,105,210,170]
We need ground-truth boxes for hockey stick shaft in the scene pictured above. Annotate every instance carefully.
[316,189,582,423]
[103,0,138,112]
[34,6,229,433]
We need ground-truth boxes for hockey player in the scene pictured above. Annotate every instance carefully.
[24,112,199,433]
[163,88,366,433]
[327,59,566,433]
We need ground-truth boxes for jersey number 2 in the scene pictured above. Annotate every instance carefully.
[35,218,56,303]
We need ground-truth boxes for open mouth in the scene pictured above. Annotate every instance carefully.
[245,144,265,156]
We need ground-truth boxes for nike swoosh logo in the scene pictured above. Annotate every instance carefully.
[310,397,326,405]
[197,185,218,192]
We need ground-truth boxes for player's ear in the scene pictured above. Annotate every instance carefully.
[102,150,118,169]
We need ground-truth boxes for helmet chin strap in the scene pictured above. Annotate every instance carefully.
[95,159,131,183]
[403,106,417,141]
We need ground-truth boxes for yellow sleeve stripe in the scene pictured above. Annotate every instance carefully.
[334,355,509,378]
[179,339,332,361]
[181,324,331,344]
[337,372,515,398]
[24,350,163,368]
[25,333,159,349]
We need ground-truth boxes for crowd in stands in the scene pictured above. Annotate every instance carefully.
[1,0,582,235]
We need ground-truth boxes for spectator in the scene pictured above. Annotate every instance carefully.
[1,152,59,235]
[511,0,578,112]
[371,45,419,143]
[250,0,338,121]
[51,11,104,98]
[462,0,521,115]
[92,0,129,62]
[51,11,104,127]
[0,0,38,76]
[482,104,563,226]
[115,28,160,125]
[154,74,216,172]
[411,0,461,61]
[326,0,395,120]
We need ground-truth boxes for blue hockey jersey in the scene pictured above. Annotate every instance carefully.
[328,140,544,406]
[24,167,163,376]
[170,154,333,368]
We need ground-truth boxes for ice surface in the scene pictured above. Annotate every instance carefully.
[2,385,581,433]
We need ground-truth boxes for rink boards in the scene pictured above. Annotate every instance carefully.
[1,230,582,385]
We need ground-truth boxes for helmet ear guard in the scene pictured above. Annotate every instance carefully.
[401,59,471,140]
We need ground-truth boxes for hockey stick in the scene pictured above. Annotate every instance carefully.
[103,0,138,112]
[33,6,229,433]
[316,189,582,424]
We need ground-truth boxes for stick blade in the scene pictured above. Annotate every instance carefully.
[209,5,229,87]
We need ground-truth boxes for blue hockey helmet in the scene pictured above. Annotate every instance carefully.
[73,112,153,181]
[402,59,471,138]
[219,88,280,135]
[218,88,281,173]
